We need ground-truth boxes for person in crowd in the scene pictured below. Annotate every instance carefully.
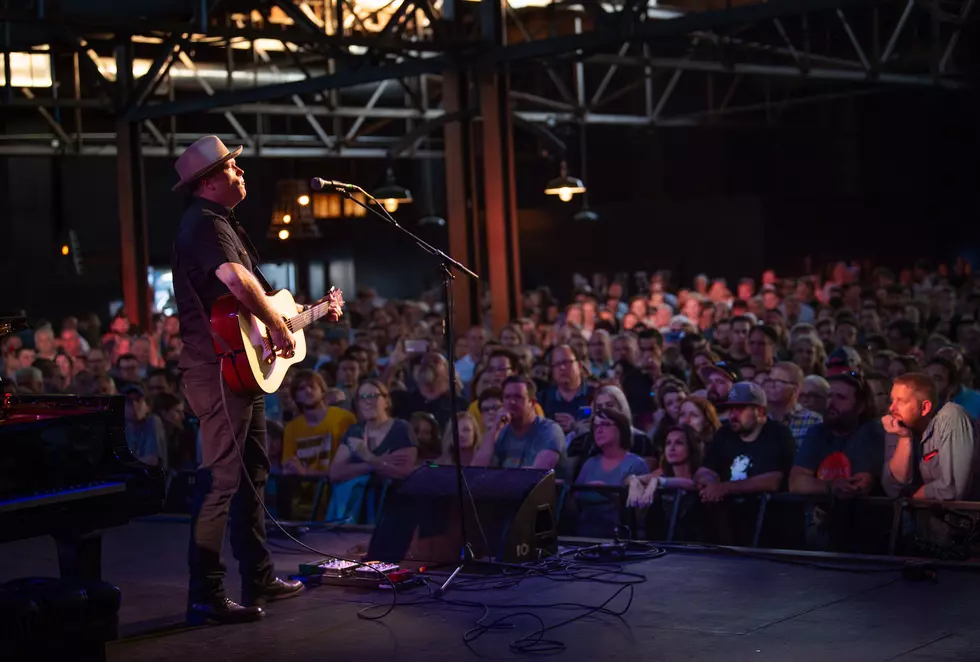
[888,354,921,381]
[747,325,777,373]
[456,326,490,384]
[436,412,482,466]
[677,396,722,452]
[122,384,167,470]
[566,385,656,477]
[925,356,980,419]
[471,375,564,473]
[466,348,544,428]
[14,367,44,394]
[699,361,741,414]
[882,372,980,500]
[540,344,594,435]
[695,382,796,501]
[34,326,58,362]
[799,375,831,416]
[628,424,703,507]
[410,411,443,463]
[586,329,613,378]
[390,351,461,429]
[332,352,361,410]
[763,362,823,450]
[153,392,199,471]
[726,316,753,366]
[281,370,356,476]
[790,373,882,497]
[114,352,142,388]
[573,409,649,537]
[864,371,892,418]
[329,379,417,482]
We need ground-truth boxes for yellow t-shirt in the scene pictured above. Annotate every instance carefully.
[467,399,545,432]
[282,407,357,472]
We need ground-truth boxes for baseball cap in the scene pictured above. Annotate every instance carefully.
[826,346,862,376]
[721,381,768,408]
[699,361,742,383]
[120,383,146,398]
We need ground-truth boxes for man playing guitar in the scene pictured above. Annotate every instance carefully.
[171,136,342,625]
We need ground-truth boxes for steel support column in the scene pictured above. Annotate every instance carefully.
[442,69,474,332]
[479,0,520,333]
[115,39,151,330]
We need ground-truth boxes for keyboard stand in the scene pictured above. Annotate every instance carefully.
[55,532,103,581]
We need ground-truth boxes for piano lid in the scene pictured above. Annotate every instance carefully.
[0,316,29,338]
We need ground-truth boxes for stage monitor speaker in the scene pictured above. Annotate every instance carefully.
[367,465,558,565]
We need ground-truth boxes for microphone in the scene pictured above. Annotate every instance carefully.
[310,177,358,192]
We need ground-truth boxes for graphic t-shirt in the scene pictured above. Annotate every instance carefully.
[282,407,357,471]
[703,420,796,488]
[794,421,884,481]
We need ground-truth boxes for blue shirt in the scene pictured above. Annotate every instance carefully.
[540,383,595,420]
[492,416,565,473]
[794,421,884,480]
[953,387,980,420]
[574,453,648,538]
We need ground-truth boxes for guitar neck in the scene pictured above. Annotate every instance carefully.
[286,300,333,333]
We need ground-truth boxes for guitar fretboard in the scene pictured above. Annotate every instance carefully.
[285,300,334,333]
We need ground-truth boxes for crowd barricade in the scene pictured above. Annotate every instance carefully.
[156,469,980,559]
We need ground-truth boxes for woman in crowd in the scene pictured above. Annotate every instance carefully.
[329,380,417,483]
[649,378,689,449]
[566,384,656,478]
[436,412,481,466]
[573,409,649,538]
[676,396,721,453]
[792,332,827,376]
[627,423,703,507]
[410,411,443,464]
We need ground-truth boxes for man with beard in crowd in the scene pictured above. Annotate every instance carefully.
[699,362,740,421]
[790,373,882,497]
[694,382,796,545]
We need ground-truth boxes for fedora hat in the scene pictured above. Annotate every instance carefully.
[172,135,242,192]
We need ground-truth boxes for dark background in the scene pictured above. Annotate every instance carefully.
[1,88,978,322]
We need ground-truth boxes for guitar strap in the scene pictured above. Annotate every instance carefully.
[228,208,275,294]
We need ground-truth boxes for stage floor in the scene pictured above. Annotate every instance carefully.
[2,520,979,662]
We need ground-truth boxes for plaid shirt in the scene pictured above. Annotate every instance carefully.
[772,403,823,450]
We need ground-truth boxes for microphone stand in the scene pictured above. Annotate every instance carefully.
[334,185,479,596]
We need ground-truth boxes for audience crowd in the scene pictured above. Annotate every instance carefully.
[4,257,980,554]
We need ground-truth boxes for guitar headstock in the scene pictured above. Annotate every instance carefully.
[325,286,345,309]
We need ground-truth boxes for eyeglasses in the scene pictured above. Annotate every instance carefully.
[763,378,796,388]
[593,420,616,430]
[358,392,384,401]
[480,403,502,414]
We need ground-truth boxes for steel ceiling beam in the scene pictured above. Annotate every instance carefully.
[128,56,447,119]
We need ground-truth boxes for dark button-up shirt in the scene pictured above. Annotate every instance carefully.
[172,198,255,369]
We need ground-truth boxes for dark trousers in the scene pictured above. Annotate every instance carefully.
[182,362,274,603]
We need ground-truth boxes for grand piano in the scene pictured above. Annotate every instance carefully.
[0,391,166,580]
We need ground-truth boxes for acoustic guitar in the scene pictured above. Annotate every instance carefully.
[210,287,344,396]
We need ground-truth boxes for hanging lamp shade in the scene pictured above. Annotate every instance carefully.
[372,166,413,213]
[544,160,586,202]
[419,214,447,227]
[573,207,599,222]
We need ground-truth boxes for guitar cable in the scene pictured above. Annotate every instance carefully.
[214,355,401,620]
